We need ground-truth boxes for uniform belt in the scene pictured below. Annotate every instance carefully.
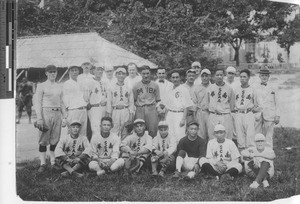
[210,111,229,115]
[91,103,106,108]
[113,106,129,110]
[169,109,184,113]
[43,107,61,111]
[68,106,86,111]
[234,109,252,114]
[136,104,156,107]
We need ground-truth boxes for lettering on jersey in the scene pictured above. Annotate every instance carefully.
[236,94,239,100]
[65,146,71,154]
[109,143,113,149]
[148,87,155,94]
[211,91,215,97]
[175,91,180,98]
[246,94,251,100]
[94,88,99,94]
[77,145,83,152]
[72,140,76,154]
[217,88,222,102]
[162,139,166,151]
[137,88,143,95]
[114,91,118,97]
[214,151,219,157]
[241,90,245,105]
[104,141,108,156]
[125,92,129,98]
[137,138,141,151]
[219,144,223,162]
[132,143,137,149]
[222,92,227,99]
[97,143,101,150]
[120,87,124,101]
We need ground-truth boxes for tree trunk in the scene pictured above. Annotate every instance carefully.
[234,47,240,67]
[287,46,290,64]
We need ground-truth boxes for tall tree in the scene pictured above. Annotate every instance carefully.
[203,0,295,67]
[277,13,300,62]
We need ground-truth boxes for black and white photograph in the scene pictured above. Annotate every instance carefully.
[1,0,300,202]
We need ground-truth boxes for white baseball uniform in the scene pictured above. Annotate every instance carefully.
[206,83,235,140]
[152,132,177,156]
[125,75,142,91]
[165,84,194,142]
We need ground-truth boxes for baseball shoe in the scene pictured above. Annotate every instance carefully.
[71,171,84,178]
[96,170,106,177]
[152,170,159,176]
[249,181,259,189]
[158,171,165,178]
[61,171,70,178]
[262,180,270,188]
[172,170,181,179]
[38,164,46,173]
[184,171,196,180]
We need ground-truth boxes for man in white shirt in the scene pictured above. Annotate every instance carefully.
[225,66,240,91]
[192,61,202,86]
[155,67,173,120]
[183,69,197,125]
[103,66,117,89]
[124,63,142,91]
[253,67,280,148]
[165,69,194,143]
[63,66,88,137]
[77,62,94,85]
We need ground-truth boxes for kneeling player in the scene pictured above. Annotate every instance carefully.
[89,117,125,176]
[55,120,91,178]
[120,119,152,174]
[199,124,242,180]
[151,121,176,177]
[172,121,206,179]
[241,133,275,188]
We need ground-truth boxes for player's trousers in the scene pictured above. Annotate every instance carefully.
[199,157,243,173]
[254,113,274,148]
[39,108,62,146]
[207,112,234,140]
[67,108,87,137]
[244,160,274,179]
[165,110,186,143]
[89,158,125,172]
[135,104,158,137]
[88,105,106,137]
[195,109,209,141]
[235,112,255,150]
[112,107,130,136]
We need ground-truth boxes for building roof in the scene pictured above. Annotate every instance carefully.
[17,32,157,69]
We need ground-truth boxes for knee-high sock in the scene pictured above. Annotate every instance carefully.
[110,158,125,172]
[176,157,184,172]
[39,152,46,165]
[255,161,270,184]
[50,151,55,165]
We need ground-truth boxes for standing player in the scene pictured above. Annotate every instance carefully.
[165,70,194,142]
[124,63,142,91]
[35,65,67,172]
[110,67,134,138]
[120,119,152,174]
[89,117,125,176]
[132,65,161,137]
[253,66,280,148]
[151,121,176,177]
[78,62,94,84]
[234,69,258,151]
[55,120,91,178]
[199,124,242,180]
[172,121,206,179]
[16,77,34,124]
[206,68,235,140]
[225,66,240,90]
[87,64,111,138]
[192,69,211,141]
[155,67,173,121]
[63,66,88,136]
[191,61,202,86]
[103,66,117,89]
[182,69,197,125]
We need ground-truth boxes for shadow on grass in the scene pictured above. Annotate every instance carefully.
[16,127,300,201]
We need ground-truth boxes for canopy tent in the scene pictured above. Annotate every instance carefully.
[17,32,157,69]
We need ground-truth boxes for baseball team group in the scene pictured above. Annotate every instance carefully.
[17,61,279,189]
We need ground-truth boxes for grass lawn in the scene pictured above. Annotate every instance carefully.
[16,127,300,201]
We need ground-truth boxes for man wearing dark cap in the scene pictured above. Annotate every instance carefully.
[253,66,280,148]
[35,65,67,172]
[16,77,33,124]
[63,65,88,137]
[172,121,206,180]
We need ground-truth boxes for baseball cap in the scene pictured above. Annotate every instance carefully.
[188,120,199,127]
[68,65,81,71]
[105,66,114,72]
[254,133,266,141]
[158,121,169,128]
[133,119,145,126]
[258,66,271,74]
[226,66,236,74]
[94,63,104,70]
[115,67,127,74]
[186,69,196,75]
[191,61,201,68]
[45,65,57,72]
[70,120,82,126]
[200,68,211,76]
[214,124,226,132]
